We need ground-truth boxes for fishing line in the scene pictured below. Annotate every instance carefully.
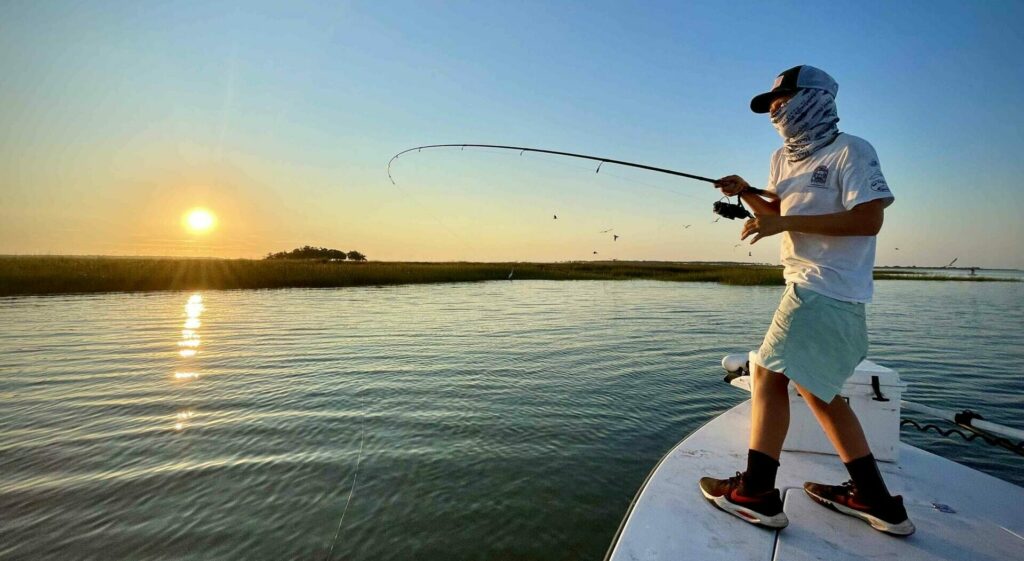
[325,415,366,561]
[389,158,476,254]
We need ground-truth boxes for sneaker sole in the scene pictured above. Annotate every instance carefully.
[699,485,789,529]
[803,488,915,537]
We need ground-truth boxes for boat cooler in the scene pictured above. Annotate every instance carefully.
[740,351,908,462]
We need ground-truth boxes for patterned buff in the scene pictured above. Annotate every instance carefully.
[770,88,841,162]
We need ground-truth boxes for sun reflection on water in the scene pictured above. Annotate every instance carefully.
[174,293,204,380]
[174,409,195,431]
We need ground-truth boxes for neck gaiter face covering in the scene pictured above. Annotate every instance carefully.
[771,88,840,162]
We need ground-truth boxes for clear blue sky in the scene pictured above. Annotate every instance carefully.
[2,1,1022,267]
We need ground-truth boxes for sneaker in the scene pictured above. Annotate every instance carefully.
[698,472,789,529]
[803,480,915,537]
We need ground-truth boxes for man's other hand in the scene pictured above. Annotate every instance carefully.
[741,214,787,244]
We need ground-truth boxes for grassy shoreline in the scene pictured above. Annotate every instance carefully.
[0,256,1014,297]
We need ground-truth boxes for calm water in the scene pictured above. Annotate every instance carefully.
[2,278,1022,560]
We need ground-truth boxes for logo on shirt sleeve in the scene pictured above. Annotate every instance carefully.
[810,165,829,187]
[869,172,890,192]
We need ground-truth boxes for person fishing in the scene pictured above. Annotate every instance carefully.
[698,65,915,536]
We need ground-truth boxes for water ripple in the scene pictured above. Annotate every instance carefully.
[0,278,1020,560]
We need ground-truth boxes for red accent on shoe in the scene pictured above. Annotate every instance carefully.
[845,496,873,511]
[728,489,766,505]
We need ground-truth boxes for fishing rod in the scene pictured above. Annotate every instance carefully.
[387,144,777,220]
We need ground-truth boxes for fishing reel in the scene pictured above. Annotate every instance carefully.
[713,197,752,220]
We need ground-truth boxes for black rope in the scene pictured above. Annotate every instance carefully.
[900,418,1024,456]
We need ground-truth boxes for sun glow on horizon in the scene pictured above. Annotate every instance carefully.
[183,208,217,234]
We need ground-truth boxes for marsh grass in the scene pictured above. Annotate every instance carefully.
[872,271,1007,281]
[0,256,1012,297]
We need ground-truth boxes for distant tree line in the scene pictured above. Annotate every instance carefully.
[265,246,367,261]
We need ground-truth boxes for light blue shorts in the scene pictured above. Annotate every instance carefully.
[756,283,867,403]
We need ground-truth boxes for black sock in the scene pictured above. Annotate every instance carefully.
[844,453,891,503]
[741,449,779,494]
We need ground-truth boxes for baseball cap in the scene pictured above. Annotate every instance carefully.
[750,65,839,113]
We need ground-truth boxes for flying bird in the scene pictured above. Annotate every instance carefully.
[895,247,900,250]
[734,243,742,248]
[683,224,692,229]
[553,214,558,219]
[748,252,752,257]
[599,228,613,233]
[946,257,958,268]
[593,251,598,255]
[508,268,514,280]
[613,234,619,241]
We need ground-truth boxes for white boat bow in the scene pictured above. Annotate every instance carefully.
[605,355,1024,561]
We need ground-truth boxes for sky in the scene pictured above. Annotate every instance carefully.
[1,1,1022,268]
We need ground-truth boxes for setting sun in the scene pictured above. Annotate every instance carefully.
[183,208,217,234]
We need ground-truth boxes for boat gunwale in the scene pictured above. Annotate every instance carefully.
[602,401,745,561]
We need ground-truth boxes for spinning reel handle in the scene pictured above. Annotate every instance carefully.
[711,183,780,220]
[713,201,753,220]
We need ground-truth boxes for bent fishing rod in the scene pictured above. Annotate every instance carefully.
[387,143,777,220]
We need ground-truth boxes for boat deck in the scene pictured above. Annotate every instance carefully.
[606,401,1024,561]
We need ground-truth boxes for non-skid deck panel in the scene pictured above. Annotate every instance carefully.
[607,400,1024,561]
[607,401,777,561]
[777,488,1024,561]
